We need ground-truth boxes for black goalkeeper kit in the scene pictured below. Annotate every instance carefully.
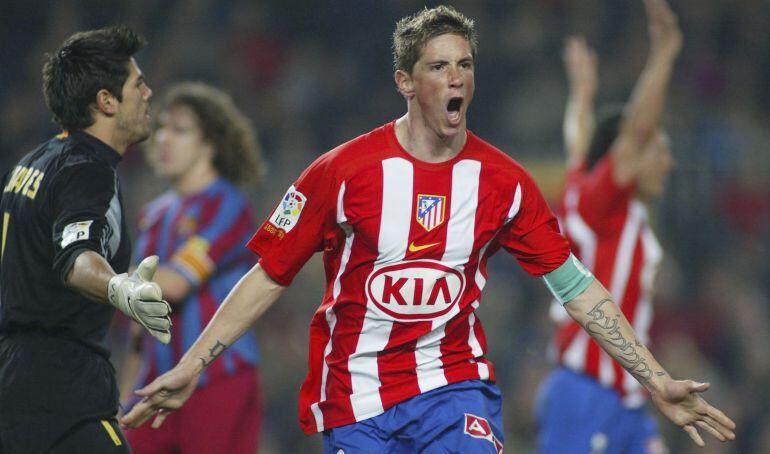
[0,131,132,453]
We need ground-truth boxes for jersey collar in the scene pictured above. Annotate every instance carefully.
[69,130,123,167]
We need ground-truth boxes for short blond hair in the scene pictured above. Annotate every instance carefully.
[392,5,477,74]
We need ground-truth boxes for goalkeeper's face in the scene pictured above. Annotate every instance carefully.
[150,104,214,182]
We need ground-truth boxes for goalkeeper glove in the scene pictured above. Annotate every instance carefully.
[108,255,172,344]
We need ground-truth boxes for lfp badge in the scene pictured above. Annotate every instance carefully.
[416,194,446,232]
[282,191,305,216]
[268,185,306,233]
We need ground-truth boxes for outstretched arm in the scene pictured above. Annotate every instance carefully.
[120,263,285,428]
[562,35,598,166]
[612,0,683,185]
[564,280,736,447]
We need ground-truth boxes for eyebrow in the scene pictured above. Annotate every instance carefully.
[425,55,474,65]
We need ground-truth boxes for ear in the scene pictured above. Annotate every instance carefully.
[94,88,119,116]
[395,69,414,99]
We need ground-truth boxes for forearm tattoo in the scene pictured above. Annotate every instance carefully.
[199,340,227,369]
[585,299,664,382]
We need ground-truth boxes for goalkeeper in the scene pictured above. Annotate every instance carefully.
[0,26,170,454]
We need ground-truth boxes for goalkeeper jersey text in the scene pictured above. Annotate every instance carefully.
[0,131,131,356]
[248,121,571,433]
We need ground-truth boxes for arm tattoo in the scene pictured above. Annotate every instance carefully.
[199,340,227,369]
[585,299,663,383]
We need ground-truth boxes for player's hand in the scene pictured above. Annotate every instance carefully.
[120,362,200,429]
[108,255,172,344]
[563,35,598,98]
[650,379,736,447]
[645,0,683,58]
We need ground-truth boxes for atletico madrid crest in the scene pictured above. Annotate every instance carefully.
[416,194,446,232]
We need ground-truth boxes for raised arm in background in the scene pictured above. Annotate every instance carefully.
[562,36,598,166]
[612,0,683,185]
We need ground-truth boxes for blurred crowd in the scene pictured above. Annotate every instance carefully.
[1,1,768,452]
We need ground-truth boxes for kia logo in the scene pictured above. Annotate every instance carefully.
[366,260,465,320]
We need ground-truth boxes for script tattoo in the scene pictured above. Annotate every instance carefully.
[199,340,227,369]
[585,299,656,381]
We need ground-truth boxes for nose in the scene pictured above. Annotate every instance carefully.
[448,65,463,87]
[144,85,153,100]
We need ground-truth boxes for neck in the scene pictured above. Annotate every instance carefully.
[394,112,466,163]
[172,161,218,196]
[83,122,127,155]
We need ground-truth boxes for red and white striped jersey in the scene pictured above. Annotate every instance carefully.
[551,156,662,407]
[248,121,570,434]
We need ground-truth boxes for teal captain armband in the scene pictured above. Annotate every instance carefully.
[541,253,595,305]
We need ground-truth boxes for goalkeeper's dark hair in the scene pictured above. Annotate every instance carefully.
[155,82,265,186]
[43,25,146,131]
[586,105,625,170]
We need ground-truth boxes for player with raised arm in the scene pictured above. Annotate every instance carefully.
[0,26,170,453]
[538,1,691,453]
[122,82,264,454]
[122,5,734,453]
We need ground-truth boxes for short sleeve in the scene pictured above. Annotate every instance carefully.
[168,190,256,287]
[247,155,336,286]
[50,161,119,284]
[498,171,571,276]
[575,155,635,231]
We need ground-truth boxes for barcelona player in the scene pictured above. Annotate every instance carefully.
[122,82,264,454]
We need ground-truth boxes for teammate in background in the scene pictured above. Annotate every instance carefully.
[122,5,735,453]
[0,26,171,453]
[537,1,684,453]
[122,82,264,454]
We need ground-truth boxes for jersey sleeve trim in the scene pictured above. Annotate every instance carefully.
[257,257,292,287]
[246,235,292,286]
[55,244,103,285]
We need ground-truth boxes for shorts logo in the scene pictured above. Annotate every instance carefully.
[464,414,503,453]
[61,220,93,248]
[365,260,464,321]
[268,185,306,234]
[416,194,445,232]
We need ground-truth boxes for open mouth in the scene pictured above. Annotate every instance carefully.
[446,97,463,125]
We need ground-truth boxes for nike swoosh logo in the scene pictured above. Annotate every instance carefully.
[408,241,441,253]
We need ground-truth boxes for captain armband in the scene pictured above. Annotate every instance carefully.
[541,253,595,305]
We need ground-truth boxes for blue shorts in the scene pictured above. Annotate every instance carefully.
[323,380,504,453]
[536,367,663,454]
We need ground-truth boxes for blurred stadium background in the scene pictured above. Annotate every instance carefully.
[1,1,768,452]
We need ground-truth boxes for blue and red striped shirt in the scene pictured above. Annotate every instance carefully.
[134,178,260,387]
